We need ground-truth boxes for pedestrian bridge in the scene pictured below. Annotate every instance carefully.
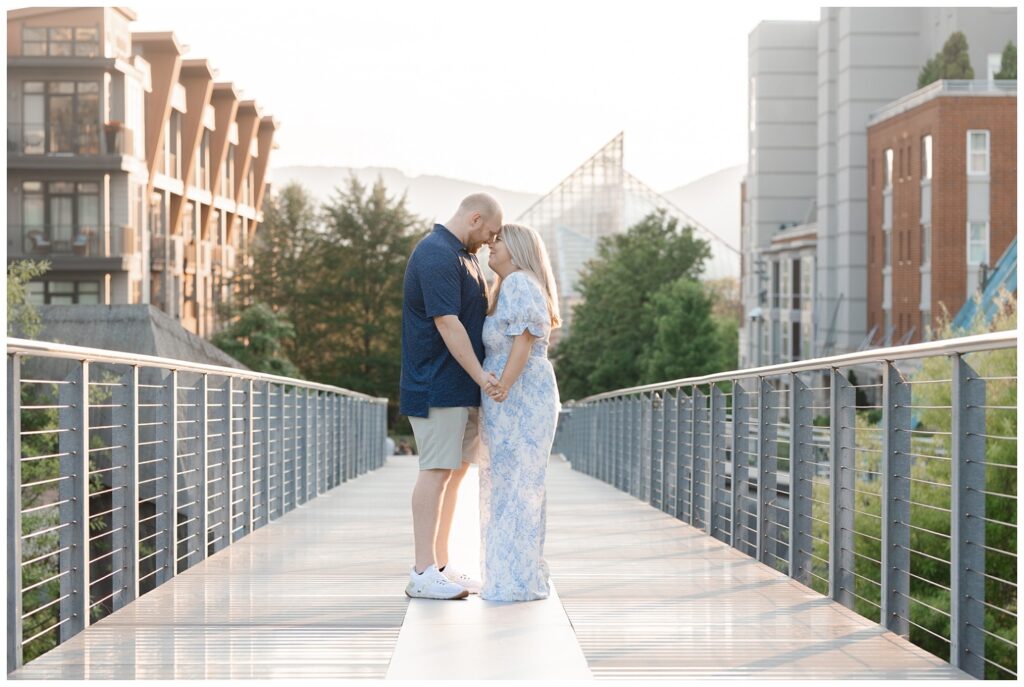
[6,332,1017,679]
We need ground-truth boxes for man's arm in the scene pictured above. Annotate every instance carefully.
[434,315,499,390]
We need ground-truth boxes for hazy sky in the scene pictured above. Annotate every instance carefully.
[130,0,821,193]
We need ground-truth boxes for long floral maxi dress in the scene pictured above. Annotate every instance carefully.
[479,270,560,601]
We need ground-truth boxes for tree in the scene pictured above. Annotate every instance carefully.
[994,40,1016,79]
[312,177,427,423]
[212,302,301,377]
[553,210,712,400]
[639,277,723,383]
[918,31,974,88]
[8,259,50,337]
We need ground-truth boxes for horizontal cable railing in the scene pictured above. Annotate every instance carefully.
[554,331,1017,680]
[7,338,389,673]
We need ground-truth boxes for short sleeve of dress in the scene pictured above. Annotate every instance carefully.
[496,271,550,338]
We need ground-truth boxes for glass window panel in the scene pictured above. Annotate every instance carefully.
[74,42,99,57]
[23,42,46,56]
[23,27,46,41]
[48,95,74,153]
[22,181,42,193]
[48,182,74,193]
[884,149,893,188]
[48,42,72,57]
[78,194,99,230]
[75,27,97,41]
[78,281,100,295]
[27,282,45,306]
[76,92,100,154]
[77,182,99,193]
[49,28,72,40]
[23,82,45,95]
[77,82,99,94]
[49,82,75,94]
[23,195,44,226]
[49,281,75,293]
[49,295,74,305]
[76,292,100,305]
[922,135,932,180]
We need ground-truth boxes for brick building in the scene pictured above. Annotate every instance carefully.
[866,80,1016,345]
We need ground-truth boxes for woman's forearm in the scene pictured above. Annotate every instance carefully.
[500,333,537,391]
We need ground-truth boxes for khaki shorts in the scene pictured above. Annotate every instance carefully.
[409,406,481,471]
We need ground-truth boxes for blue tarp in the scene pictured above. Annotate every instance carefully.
[952,237,1017,332]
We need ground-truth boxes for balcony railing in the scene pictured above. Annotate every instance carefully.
[6,339,389,672]
[554,331,1017,680]
[11,224,138,259]
[8,122,133,157]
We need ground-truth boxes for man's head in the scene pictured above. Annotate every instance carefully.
[447,193,503,253]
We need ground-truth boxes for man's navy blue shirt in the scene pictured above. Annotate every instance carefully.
[400,224,488,418]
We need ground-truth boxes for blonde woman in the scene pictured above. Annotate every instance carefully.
[479,223,561,601]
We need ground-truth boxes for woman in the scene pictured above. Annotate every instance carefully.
[479,223,561,602]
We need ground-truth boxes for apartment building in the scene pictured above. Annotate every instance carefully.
[7,7,278,338]
[866,81,1016,345]
[740,7,1016,367]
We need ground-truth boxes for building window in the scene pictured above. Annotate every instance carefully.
[771,260,780,309]
[30,280,101,305]
[791,258,801,310]
[21,180,101,255]
[791,321,801,360]
[967,130,989,175]
[21,80,100,155]
[884,149,893,188]
[967,221,989,265]
[22,26,99,58]
[922,135,932,180]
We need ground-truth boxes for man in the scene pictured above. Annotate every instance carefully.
[400,193,504,599]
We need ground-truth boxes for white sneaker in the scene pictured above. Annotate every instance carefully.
[405,565,469,600]
[441,564,481,594]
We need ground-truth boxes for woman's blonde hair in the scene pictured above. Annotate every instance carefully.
[487,223,562,328]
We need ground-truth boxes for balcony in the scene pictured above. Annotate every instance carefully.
[8,122,134,158]
[11,224,136,259]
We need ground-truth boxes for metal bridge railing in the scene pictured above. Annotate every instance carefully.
[554,331,1017,680]
[7,338,389,673]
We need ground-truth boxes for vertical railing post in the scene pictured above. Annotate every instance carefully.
[709,385,727,541]
[950,354,986,678]
[196,374,208,559]
[613,398,622,489]
[305,389,314,501]
[731,381,750,551]
[789,372,814,585]
[209,376,230,555]
[676,388,693,523]
[652,392,664,509]
[829,369,856,608]
[664,391,678,516]
[691,387,708,530]
[111,366,139,609]
[155,369,178,583]
[273,384,284,519]
[58,361,90,641]
[291,387,299,507]
[757,378,779,567]
[881,362,911,637]
[259,381,270,528]
[7,354,23,674]
[242,379,254,538]
[641,393,653,504]
[328,393,337,490]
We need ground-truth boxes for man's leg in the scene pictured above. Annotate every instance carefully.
[411,468,452,573]
[434,460,470,569]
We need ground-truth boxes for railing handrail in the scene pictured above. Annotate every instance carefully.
[576,330,1017,403]
[6,337,387,404]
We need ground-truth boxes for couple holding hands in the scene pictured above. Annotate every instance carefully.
[400,193,560,602]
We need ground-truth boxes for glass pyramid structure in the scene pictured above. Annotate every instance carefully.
[516,132,739,334]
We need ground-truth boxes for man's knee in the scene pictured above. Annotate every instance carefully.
[416,467,453,491]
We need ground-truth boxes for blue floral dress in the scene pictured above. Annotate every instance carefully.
[479,271,560,601]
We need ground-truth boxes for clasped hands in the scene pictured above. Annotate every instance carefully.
[481,372,509,403]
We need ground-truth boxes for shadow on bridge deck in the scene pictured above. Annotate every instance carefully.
[11,455,967,680]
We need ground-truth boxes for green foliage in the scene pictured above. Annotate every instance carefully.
[918,31,975,88]
[554,210,733,399]
[994,40,1016,79]
[8,259,50,337]
[212,302,300,377]
[236,178,427,430]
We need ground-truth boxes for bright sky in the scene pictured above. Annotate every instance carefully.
[130,0,821,193]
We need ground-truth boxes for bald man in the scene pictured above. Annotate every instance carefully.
[400,193,504,599]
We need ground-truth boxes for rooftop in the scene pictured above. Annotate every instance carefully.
[869,79,1017,126]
